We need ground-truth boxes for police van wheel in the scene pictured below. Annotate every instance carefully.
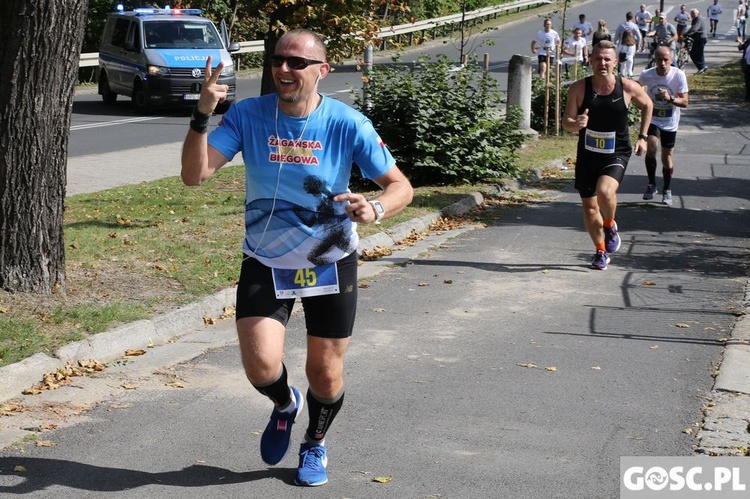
[99,73,117,105]
[132,82,153,114]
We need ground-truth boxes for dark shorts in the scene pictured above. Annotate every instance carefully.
[575,154,629,198]
[235,252,358,339]
[647,124,677,148]
[538,54,555,64]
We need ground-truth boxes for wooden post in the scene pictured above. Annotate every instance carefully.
[555,45,561,136]
[543,51,550,135]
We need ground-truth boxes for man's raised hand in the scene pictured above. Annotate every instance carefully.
[196,56,228,115]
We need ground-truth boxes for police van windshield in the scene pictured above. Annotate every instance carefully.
[144,20,223,49]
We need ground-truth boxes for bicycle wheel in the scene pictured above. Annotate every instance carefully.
[677,48,688,69]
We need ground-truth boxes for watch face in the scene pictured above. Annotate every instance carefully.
[373,202,385,215]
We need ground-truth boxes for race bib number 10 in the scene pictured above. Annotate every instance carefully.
[272,262,340,299]
[584,129,616,154]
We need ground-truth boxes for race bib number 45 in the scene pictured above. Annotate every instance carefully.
[584,129,616,154]
[272,263,340,299]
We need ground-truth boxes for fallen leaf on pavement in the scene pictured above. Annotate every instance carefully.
[517,363,537,369]
[545,366,557,372]
[675,323,690,328]
[35,440,56,447]
[13,465,27,473]
[220,306,236,320]
[166,380,185,388]
[125,349,146,357]
[372,476,393,483]
[642,281,656,286]
[360,246,393,261]
[0,403,26,414]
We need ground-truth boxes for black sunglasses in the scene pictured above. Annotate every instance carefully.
[270,55,325,70]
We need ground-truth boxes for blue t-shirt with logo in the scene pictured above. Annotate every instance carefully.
[208,94,395,269]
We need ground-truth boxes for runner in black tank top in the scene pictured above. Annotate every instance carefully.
[562,41,653,270]
[577,75,632,159]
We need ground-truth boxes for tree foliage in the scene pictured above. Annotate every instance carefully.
[352,54,525,186]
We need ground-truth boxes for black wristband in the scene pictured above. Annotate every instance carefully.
[192,107,211,120]
[638,134,648,141]
[190,107,211,134]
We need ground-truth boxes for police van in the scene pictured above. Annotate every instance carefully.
[98,6,240,113]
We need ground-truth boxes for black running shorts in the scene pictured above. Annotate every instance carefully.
[235,252,358,339]
[575,155,629,198]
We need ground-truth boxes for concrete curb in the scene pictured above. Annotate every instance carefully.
[713,282,750,396]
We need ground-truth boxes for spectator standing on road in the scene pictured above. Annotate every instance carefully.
[574,13,594,44]
[181,29,413,487]
[531,18,562,80]
[675,4,692,37]
[615,12,643,53]
[562,41,653,270]
[617,29,637,77]
[737,0,747,39]
[639,46,689,206]
[636,4,654,51]
[683,9,709,73]
[707,0,723,36]
[593,19,613,46]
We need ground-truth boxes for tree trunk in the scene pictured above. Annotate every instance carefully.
[261,2,301,96]
[0,0,89,293]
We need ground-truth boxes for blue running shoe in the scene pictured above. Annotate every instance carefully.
[591,250,610,270]
[295,442,328,486]
[643,184,658,200]
[603,222,621,253]
[260,386,303,465]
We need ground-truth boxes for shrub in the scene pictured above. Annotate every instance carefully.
[351,54,525,187]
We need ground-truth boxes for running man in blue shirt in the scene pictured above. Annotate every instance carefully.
[181,28,413,487]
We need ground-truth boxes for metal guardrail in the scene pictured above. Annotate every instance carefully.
[78,0,551,68]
